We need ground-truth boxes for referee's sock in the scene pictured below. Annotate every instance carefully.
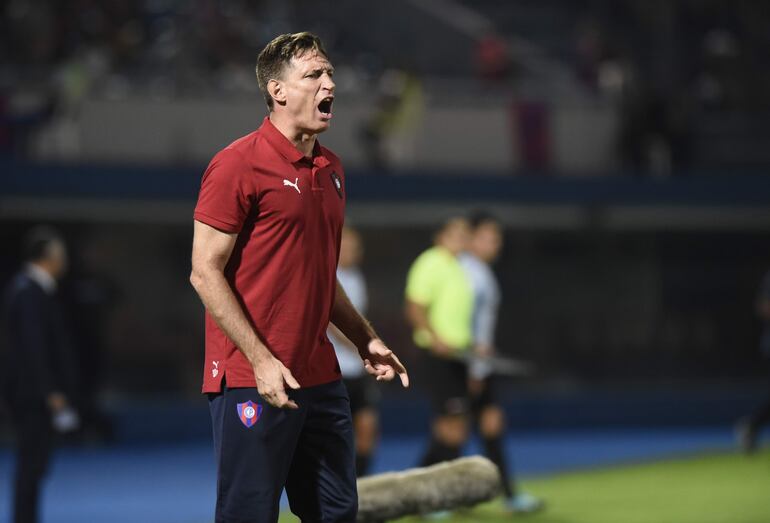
[483,436,514,499]
[419,437,461,467]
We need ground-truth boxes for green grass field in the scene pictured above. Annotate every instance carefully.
[279,450,770,523]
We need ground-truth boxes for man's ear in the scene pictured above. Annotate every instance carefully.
[268,79,286,106]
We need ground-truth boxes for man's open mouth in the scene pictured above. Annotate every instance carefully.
[318,96,334,116]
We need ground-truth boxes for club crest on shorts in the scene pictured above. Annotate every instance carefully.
[236,401,262,428]
[330,171,343,198]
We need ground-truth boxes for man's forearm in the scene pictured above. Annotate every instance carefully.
[330,281,377,354]
[328,322,360,354]
[475,302,497,348]
[405,300,433,335]
[191,268,272,365]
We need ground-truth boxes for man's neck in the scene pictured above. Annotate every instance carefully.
[470,250,493,265]
[269,113,316,158]
[469,250,484,262]
[437,245,459,258]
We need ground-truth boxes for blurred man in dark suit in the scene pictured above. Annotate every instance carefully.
[736,269,770,453]
[1,227,79,523]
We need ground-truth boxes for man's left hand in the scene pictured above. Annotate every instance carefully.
[362,339,409,388]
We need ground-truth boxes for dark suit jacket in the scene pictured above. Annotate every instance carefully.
[1,272,77,411]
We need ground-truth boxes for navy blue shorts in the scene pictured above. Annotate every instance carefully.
[208,379,357,523]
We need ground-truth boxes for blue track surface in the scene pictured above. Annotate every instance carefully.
[1,426,759,523]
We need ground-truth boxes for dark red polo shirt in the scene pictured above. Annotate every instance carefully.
[194,117,346,392]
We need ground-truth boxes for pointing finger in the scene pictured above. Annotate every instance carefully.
[389,353,407,375]
[398,368,410,388]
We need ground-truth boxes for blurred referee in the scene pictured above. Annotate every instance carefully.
[405,217,474,468]
[1,227,79,523]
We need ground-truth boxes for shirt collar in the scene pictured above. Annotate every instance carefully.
[460,251,482,265]
[259,116,329,168]
[25,263,57,294]
[436,246,458,260]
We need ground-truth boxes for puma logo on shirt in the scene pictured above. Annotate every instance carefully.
[283,178,301,194]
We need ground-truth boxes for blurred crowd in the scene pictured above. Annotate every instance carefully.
[4,0,307,100]
[1,0,295,155]
[0,0,408,158]
[467,0,770,173]
[567,0,770,173]
[3,0,770,171]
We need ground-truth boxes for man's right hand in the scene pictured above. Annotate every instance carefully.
[253,356,300,409]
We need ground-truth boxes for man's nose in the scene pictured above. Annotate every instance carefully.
[323,74,335,93]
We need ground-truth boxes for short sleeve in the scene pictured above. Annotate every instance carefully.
[193,148,255,233]
[405,252,436,306]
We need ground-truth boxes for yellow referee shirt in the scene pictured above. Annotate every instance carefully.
[405,246,473,352]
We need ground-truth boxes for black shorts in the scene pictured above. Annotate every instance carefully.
[418,349,470,416]
[343,376,380,415]
[469,375,498,415]
[208,379,357,523]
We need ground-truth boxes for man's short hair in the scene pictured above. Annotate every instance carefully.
[432,215,468,238]
[467,210,500,230]
[22,226,63,263]
[256,32,329,111]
